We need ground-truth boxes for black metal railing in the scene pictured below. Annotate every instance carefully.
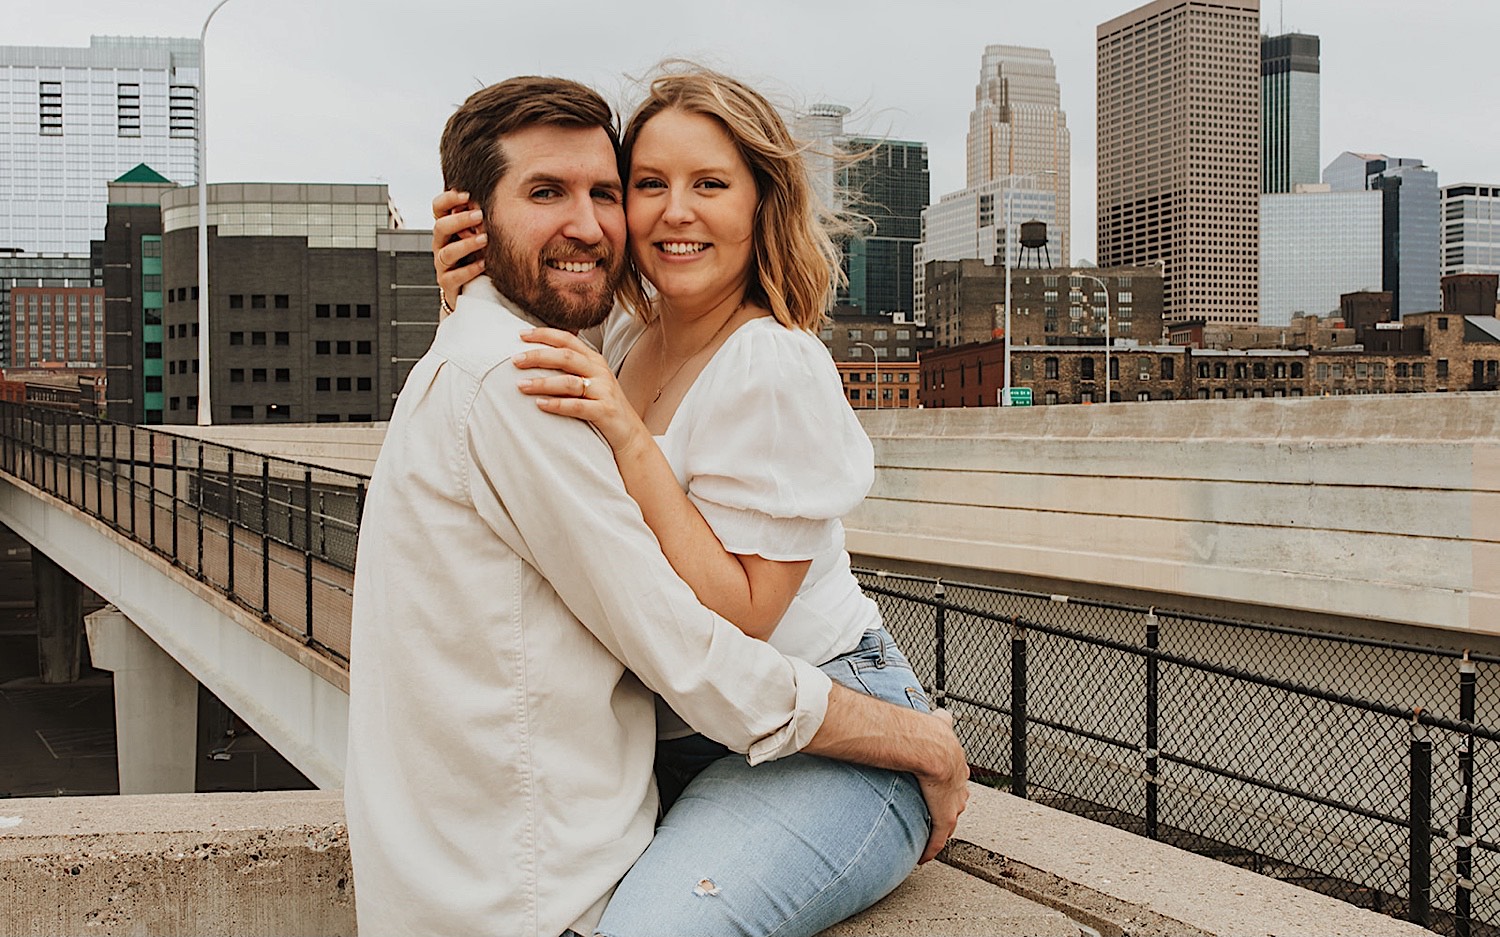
[0,402,363,662]
[858,567,1500,937]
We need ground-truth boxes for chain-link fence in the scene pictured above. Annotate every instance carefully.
[0,403,361,662]
[859,567,1500,937]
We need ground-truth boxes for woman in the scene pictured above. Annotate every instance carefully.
[433,67,932,937]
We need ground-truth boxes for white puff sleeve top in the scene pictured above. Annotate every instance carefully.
[605,312,880,667]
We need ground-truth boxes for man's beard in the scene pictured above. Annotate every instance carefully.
[485,227,623,331]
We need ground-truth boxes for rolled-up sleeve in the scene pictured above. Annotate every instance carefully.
[462,366,830,762]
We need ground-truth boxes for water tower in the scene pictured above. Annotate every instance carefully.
[1017,220,1051,268]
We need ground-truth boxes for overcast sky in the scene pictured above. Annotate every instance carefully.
[19,0,1500,262]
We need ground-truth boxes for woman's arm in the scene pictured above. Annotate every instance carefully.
[513,330,809,640]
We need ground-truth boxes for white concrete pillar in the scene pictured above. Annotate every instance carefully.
[85,607,198,794]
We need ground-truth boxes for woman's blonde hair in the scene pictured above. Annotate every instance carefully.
[616,65,845,332]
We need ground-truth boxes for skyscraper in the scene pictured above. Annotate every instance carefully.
[965,46,1071,263]
[839,138,929,316]
[1259,185,1381,326]
[1097,0,1261,325]
[1261,33,1320,194]
[796,106,930,318]
[1324,152,1441,316]
[1442,183,1500,279]
[0,36,201,255]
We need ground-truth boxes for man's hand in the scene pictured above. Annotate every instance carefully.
[913,708,969,863]
[803,683,970,864]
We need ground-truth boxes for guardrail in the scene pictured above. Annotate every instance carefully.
[858,568,1498,937]
[0,403,362,663]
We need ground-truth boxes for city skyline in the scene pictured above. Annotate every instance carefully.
[15,0,1500,264]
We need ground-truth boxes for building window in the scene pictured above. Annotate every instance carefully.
[316,304,331,318]
[275,295,290,309]
[1234,363,1247,379]
[1372,363,1386,379]
[229,368,244,383]
[1081,358,1095,381]
[337,377,352,392]
[265,405,292,421]
[348,414,372,422]
[1438,318,1448,331]
[849,346,864,358]
[337,341,352,355]
[316,377,331,391]
[1437,359,1449,379]
[1316,364,1330,380]
[117,83,141,137]
[230,405,253,420]
[357,304,372,319]
[1412,363,1425,377]
[275,332,289,346]
[230,294,244,309]
[1044,391,1059,405]
[275,368,290,382]
[316,414,340,423]
[1273,363,1286,379]
[1197,362,1209,378]
[1161,357,1175,380]
[1214,363,1227,379]
[337,304,352,318]
[1136,391,1150,401]
[1291,363,1304,378]
[316,341,331,355]
[252,332,267,345]
[252,368,267,382]
[39,82,63,135]
[251,295,267,309]
[169,85,197,138]
[1109,357,1120,381]
[848,329,862,341]
[357,340,372,354]
[1044,357,1059,379]
[357,377,372,391]
[896,329,910,340]
[144,376,162,392]
[1396,363,1409,378]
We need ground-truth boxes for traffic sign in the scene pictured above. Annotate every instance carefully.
[1006,387,1033,407]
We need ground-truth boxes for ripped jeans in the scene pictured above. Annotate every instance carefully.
[594,628,932,937]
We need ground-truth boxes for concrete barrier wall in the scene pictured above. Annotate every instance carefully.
[850,393,1500,639]
[159,424,387,476]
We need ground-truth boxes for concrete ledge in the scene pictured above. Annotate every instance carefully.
[0,790,352,937]
[0,786,1439,937]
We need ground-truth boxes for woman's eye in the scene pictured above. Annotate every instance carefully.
[697,179,727,190]
[632,178,666,190]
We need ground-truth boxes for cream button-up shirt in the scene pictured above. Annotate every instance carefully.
[344,277,833,937]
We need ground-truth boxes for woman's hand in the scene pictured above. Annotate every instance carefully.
[431,190,487,315]
[514,329,652,457]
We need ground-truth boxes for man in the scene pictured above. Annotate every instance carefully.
[345,76,968,937]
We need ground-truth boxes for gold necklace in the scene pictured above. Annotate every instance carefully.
[653,303,744,403]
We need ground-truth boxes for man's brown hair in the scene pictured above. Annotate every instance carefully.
[440,77,619,203]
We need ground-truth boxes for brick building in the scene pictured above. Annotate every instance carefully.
[835,362,921,409]
[924,261,1164,351]
[9,286,105,367]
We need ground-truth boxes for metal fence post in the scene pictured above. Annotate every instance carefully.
[933,579,947,708]
[1409,712,1432,928]
[261,459,271,621]
[94,419,102,517]
[196,443,205,578]
[170,437,180,564]
[1145,608,1160,839]
[1011,618,1028,799]
[127,424,138,538]
[1457,654,1477,937]
[303,466,314,643]
[110,423,119,525]
[226,451,236,596]
[147,428,157,550]
[65,412,74,505]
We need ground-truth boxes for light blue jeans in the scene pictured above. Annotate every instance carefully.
[594,629,932,937]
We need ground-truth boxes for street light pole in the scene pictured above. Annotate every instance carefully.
[196,0,235,426]
[999,170,1057,406]
[852,341,880,409]
[1078,273,1113,403]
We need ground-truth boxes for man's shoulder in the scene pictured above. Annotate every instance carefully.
[431,290,533,380]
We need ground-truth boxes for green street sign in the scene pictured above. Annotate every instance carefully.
[1007,387,1033,407]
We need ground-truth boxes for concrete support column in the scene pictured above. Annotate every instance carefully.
[32,549,82,684]
[86,607,198,794]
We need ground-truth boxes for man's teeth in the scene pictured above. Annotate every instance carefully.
[660,242,707,255]
[549,260,597,273]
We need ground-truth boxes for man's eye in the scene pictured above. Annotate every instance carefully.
[593,189,621,203]
[531,188,560,200]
